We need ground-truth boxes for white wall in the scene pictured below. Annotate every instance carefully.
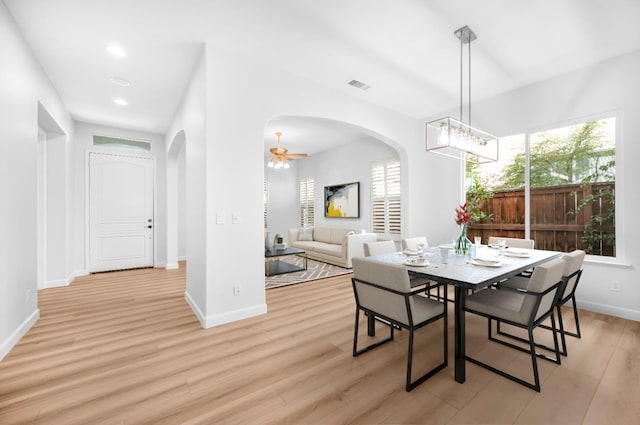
[166,51,208,323]
[455,50,640,320]
[168,42,451,328]
[0,2,73,361]
[297,138,398,233]
[177,143,187,260]
[72,122,167,273]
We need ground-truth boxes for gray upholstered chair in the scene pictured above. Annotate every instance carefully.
[351,257,448,391]
[364,240,396,257]
[463,257,566,391]
[498,250,586,356]
[401,236,428,251]
[488,236,535,249]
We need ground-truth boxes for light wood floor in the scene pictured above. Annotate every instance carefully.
[1,265,639,425]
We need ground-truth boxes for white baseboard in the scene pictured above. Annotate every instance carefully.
[44,271,76,289]
[578,299,640,322]
[165,263,180,270]
[184,290,267,329]
[154,262,166,269]
[0,308,40,362]
[75,269,89,277]
[202,304,267,329]
[178,255,187,261]
[184,290,206,327]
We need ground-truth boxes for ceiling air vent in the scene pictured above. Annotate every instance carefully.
[347,79,371,91]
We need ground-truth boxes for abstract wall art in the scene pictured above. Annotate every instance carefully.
[324,182,360,218]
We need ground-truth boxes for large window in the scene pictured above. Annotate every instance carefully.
[299,177,315,227]
[371,159,401,239]
[466,117,616,257]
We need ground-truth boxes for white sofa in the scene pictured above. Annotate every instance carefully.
[288,226,377,268]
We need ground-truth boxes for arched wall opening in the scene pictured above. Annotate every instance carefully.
[263,115,409,248]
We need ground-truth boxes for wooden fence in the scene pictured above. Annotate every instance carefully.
[467,182,615,256]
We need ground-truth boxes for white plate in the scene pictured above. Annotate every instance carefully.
[403,259,430,267]
[504,249,531,258]
[471,259,503,268]
[488,244,508,249]
[403,249,418,256]
[475,256,500,263]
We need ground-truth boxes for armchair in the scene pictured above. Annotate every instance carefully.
[463,258,566,391]
[351,257,448,391]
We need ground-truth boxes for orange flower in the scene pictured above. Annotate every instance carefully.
[455,202,472,225]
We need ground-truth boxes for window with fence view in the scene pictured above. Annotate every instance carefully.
[466,117,616,257]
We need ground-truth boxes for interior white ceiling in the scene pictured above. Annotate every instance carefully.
[5,0,640,156]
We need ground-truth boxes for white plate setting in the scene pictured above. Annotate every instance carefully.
[403,258,430,267]
[504,248,531,258]
[471,258,503,268]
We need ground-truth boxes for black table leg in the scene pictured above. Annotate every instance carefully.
[454,285,466,383]
[367,312,375,336]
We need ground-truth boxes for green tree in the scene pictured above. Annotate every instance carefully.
[495,120,613,190]
[465,176,492,223]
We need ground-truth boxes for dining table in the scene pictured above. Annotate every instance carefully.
[368,245,562,384]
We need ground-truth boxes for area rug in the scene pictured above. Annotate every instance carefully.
[265,256,352,289]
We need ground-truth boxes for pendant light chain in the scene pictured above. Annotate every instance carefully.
[468,31,471,126]
[459,32,463,123]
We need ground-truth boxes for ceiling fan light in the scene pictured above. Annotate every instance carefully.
[267,159,274,168]
[284,161,290,169]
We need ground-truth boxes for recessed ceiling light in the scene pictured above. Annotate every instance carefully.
[106,44,126,57]
[113,98,128,106]
[110,77,131,87]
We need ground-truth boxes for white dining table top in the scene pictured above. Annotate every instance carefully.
[368,246,562,288]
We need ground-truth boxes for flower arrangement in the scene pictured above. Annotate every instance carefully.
[455,202,472,226]
[454,202,472,255]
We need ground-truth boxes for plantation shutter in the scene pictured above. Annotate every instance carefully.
[371,160,401,238]
[299,177,315,227]
[387,161,401,235]
[371,164,386,234]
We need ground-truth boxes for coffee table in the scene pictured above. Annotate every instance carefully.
[265,247,307,276]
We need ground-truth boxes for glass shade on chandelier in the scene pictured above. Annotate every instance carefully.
[267,157,290,169]
[426,116,498,163]
[425,25,498,163]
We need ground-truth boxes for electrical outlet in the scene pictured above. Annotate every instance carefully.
[233,284,241,296]
[611,280,621,292]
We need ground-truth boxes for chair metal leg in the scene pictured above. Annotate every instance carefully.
[555,304,568,356]
[568,294,582,338]
[467,318,562,392]
[534,297,581,355]
[528,327,541,392]
[405,293,448,392]
[353,308,394,357]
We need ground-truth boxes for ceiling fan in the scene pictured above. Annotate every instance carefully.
[267,131,308,169]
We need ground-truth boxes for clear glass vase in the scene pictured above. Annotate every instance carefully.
[454,224,472,256]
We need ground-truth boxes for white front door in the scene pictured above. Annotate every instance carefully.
[89,152,154,272]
